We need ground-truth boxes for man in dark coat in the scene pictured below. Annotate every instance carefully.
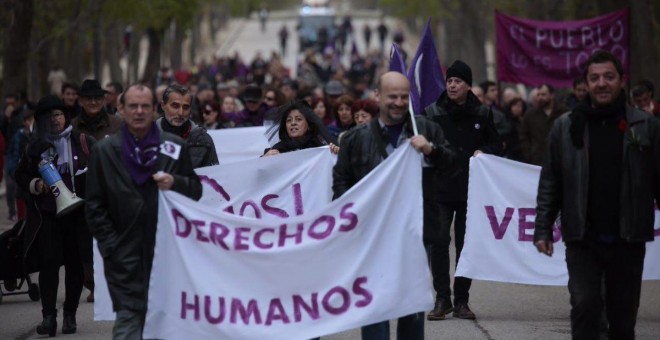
[71,79,122,141]
[534,51,660,339]
[519,83,569,166]
[424,60,502,321]
[333,71,455,340]
[157,83,219,168]
[86,84,202,339]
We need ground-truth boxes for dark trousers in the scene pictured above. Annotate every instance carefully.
[113,309,145,340]
[38,215,84,316]
[5,169,16,216]
[427,201,471,305]
[361,312,424,340]
[565,240,645,340]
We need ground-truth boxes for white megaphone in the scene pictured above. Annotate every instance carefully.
[38,160,84,216]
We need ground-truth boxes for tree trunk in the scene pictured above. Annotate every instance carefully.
[171,20,184,71]
[2,0,34,97]
[144,28,162,84]
[629,0,658,85]
[128,28,141,83]
[106,23,123,84]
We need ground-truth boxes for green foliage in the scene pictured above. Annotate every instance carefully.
[103,0,201,31]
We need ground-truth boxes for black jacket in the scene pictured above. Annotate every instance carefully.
[534,106,660,243]
[16,130,96,268]
[332,116,455,244]
[156,118,219,168]
[86,130,202,312]
[425,91,502,202]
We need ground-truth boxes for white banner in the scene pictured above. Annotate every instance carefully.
[456,154,660,285]
[208,127,270,164]
[94,147,337,320]
[143,144,434,339]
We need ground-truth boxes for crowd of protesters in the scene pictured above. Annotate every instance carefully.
[1,21,659,339]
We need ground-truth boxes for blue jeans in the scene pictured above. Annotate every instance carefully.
[361,312,424,340]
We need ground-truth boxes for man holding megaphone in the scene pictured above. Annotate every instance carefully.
[15,95,96,337]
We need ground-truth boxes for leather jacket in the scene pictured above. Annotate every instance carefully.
[534,106,660,243]
[86,130,202,312]
[156,118,219,168]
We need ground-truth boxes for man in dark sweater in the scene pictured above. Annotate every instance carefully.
[534,51,660,339]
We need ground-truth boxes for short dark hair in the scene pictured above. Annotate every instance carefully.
[120,84,158,106]
[572,77,586,88]
[582,50,624,80]
[538,83,555,94]
[631,79,654,98]
[61,82,78,94]
[106,81,123,94]
[162,83,191,104]
[479,80,496,94]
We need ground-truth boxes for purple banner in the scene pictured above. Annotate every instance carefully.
[496,8,629,88]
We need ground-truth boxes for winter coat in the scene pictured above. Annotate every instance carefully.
[86,130,202,312]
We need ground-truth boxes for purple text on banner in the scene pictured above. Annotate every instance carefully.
[495,8,629,88]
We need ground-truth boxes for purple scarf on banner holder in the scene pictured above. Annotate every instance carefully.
[121,122,160,185]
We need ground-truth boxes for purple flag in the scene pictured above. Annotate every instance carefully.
[407,19,445,115]
[388,43,407,74]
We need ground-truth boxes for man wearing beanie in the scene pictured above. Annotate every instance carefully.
[424,60,502,321]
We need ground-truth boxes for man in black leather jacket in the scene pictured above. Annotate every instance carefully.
[333,71,455,340]
[158,83,219,168]
[534,51,660,339]
[424,60,501,321]
[86,85,202,339]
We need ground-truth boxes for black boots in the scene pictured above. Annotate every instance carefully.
[36,314,57,337]
[62,312,77,334]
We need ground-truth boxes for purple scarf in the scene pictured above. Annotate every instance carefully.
[121,122,160,185]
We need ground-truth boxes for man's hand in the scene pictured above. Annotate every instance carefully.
[329,143,340,154]
[153,171,174,190]
[473,150,483,157]
[409,135,433,155]
[535,240,554,257]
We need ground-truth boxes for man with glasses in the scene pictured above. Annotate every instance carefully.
[157,83,218,168]
[71,79,122,141]
[71,79,122,303]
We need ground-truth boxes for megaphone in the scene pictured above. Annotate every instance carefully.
[38,160,84,216]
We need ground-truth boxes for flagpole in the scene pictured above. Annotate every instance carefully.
[408,98,419,136]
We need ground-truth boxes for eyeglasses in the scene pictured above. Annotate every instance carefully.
[83,96,104,103]
[264,96,275,101]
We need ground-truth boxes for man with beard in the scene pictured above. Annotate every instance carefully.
[157,83,218,168]
[333,71,455,339]
[519,83,568,165]
[534,50,660,340]
[425,60,501,321]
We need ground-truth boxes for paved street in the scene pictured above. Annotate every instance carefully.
[1,9,659,340]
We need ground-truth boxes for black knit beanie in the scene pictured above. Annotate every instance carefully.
[446,60,472,86]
